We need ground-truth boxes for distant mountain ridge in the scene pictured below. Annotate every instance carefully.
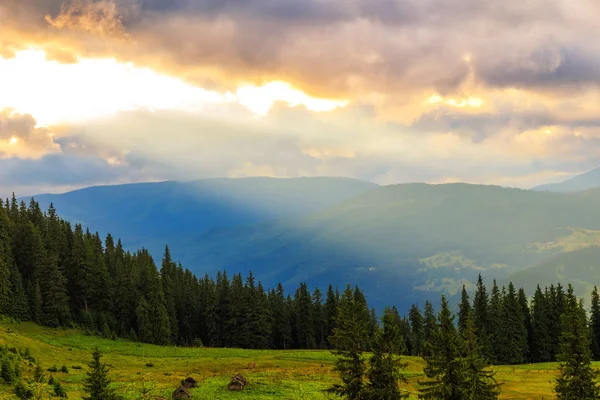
[533,167,600,192]
[21,178,600,310]
[20,177,378,261]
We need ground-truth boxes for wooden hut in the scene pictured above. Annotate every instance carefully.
[182,377,198,389]
[172,386,191,399]
[228,374,247,391]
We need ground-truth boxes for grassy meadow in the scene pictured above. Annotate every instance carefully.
[0,320,584,399]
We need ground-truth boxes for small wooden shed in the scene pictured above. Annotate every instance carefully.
[228,374,248,391]
[182,377,198,389]
[172,386,191,399]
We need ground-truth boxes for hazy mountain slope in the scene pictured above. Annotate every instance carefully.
[505,246,600,305]
[533,167,600,192]
[21,177,378,260]
[179,183,600,308]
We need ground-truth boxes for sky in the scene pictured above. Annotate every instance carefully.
[1,0,600,197]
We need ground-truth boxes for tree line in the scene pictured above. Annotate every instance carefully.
[0,196,375,349]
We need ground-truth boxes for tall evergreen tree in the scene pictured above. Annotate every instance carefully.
[160,245,178,343]
[324,285,339,348]
[590,286,600,361]
[461,315,501,399]
[555,285,600,400]
[294,283,315,349]
[82,348,121,400]
[419,295,466,400]
[458,285,472,337]
[472,274,492,360]
[423,301,437,356]
[313,287,326,349]
[328,285,370,399]
[364,307,409,400]
[495,282,527,365]
[487,280,502,363]
[517,287,532,363]
[530,285,553,363]
[270,283,292,349]
[409,304,425,356]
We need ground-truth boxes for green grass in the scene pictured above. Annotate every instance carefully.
[1,321,597,399]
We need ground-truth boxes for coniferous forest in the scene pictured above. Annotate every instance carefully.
[2,195,600,398]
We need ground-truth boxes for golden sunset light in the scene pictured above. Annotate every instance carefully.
[0,49,349,127]
[3,2,600,398]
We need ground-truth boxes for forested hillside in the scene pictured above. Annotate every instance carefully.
[180,183,600,309]
[22,177,377,261]
[0,195,374,348]
[3,194,600,367]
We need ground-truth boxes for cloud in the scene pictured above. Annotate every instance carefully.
[1,0,600,196]
[1,0,597,101]
[0,110,59,156]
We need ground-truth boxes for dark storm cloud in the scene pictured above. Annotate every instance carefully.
[3,0,596,97]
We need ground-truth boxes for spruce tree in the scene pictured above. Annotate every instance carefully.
[0,206,13,315]
[419,295,466,400]
[472,274,492,360]
[294,283,315,349]
[270,283,292,349]
[313,287,326,349]
[518,287,532,363]
[590,286,600,361]
[409,304,425,356]
[423,301,437,356]
[496,283,528,365]
[364,307,409,400]
[324,285,339,348]
[462,315,501,399]
[555,285,600,399]
[487,280,502,363]
[530,285,553,363]
[9,263,29,320]
[328,285,370,399]
[82,348,120,400]
[458,285,472,337]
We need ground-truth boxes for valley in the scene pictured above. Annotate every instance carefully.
[23,179,600,310]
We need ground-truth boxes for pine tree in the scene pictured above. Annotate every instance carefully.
[518,287,532,362]
[590,286,600,361]
[462,315,501,399]
[496,283,528,365]
[324,285,339,348]
[9,263,29,320]
[0,206,13,315]
[313,287,326,349]
[82,348,120,400]
[487,280,502,363]
[423,301,437,357]
[530,285,553,363]
[270,283,292,349]
[409,304,425,356]
[472,274,492,360]
[364,307,409,400]
[328,285,370,399]
[555,285,600,399]
[135,297,153,343]
[419,295,466,400]
[294,283,315,349]
[160,245,178,343]
[458,285,472,337]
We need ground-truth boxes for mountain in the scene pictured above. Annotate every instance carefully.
[21,177,378,261]
[506,246,600,305]
[178,183,600,309]
[23,179,600,311]
[533,167,600,192]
